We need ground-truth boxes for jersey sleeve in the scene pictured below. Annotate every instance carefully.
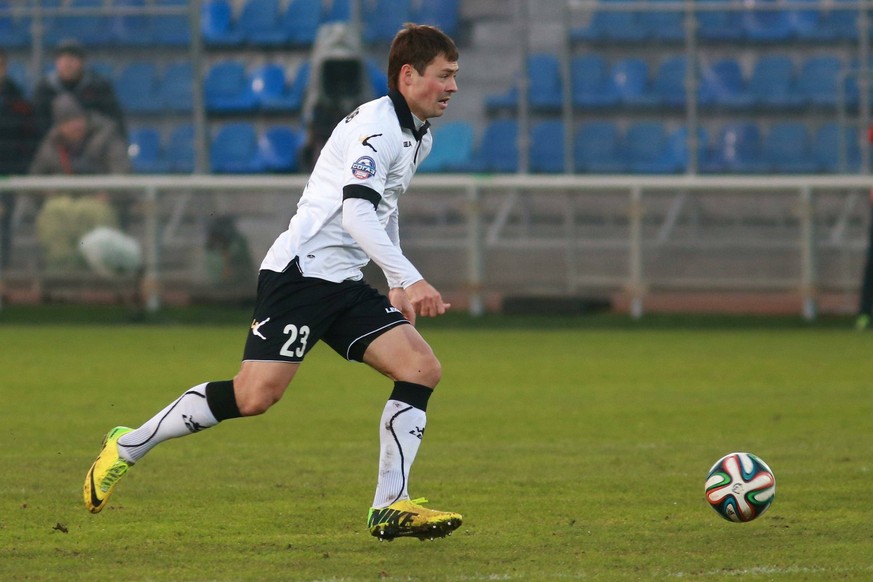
[340,121,397,202]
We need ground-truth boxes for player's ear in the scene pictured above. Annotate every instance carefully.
[399,63,416,87]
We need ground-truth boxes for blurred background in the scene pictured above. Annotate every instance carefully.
[2,0,873,319]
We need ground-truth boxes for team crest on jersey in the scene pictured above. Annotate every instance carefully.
[351,156,377,179]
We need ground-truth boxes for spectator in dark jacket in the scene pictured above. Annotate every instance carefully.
[0,48,38,268]
[32,39,126,140]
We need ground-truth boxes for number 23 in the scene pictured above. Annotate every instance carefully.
[280,324,311,358]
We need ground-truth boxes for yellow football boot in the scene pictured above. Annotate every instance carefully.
[83,426,134,513]
[368,498,462,541]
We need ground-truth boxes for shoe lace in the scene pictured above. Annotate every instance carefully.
[409,497,429,505]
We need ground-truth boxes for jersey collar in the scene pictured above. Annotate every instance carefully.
[388,90,430,142]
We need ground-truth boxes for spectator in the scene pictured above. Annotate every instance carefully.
[32,39,126,140]
[29,93,130,176]
[0,48,38,269]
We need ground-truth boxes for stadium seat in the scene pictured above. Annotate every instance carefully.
[644,0,685,43]
[743,0,792,43]
[702,122,766,173]
[474,120,518,173]
[625,55,685,108]
[6,60,28,96]
[528,53,563,112]
[573,121,625,173]
[786,0,832,42]
[204,60,258,113]
[324,0,352,22]
[696,0,744,41]
[165,124,195,173]
[210,122,263,173]
[109,0,154,46]
[662,125,709,174]
[153,0,191,46]
[419,120,475,173]
[250,63,304,111]
[161,61,194,113]
[761,122,817,173]
[623,121,673,174]
[529,120,566,174]
[813,123,860,173]
[412,0,460,37]
[609,57,650,106]
[38,0,65,47]
[0,1,30,48]
[236,0,288,45]
[257,125,301,172]
[363,0,411,43]
[128,127,167,173]
[115,61,162,114]
[794,54,848,109]
[202,0,244,46]
[697,58,752,110]
[367,60,388,96]
[572,54,618,109]
[282,0,322,46]
[572,0,649,43]
[746,54,800,110]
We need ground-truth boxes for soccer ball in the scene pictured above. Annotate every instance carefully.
[705,452,775,522]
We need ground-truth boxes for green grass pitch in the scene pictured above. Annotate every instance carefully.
[2,313,873,580]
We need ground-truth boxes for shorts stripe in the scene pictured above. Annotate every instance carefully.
[345,319,409,360]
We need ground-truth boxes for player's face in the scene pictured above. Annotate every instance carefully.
[401,54,459,121]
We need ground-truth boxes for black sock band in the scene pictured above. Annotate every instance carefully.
[389,381,433,412]
[205,380,242,421]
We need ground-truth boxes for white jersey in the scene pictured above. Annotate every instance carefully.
[261,91,432,288]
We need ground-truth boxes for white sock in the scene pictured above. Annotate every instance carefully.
[117,382,218,463]
[372,399,427,508]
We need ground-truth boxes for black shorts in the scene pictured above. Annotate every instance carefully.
[242,259,409,363]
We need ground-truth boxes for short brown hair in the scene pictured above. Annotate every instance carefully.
[387,23,459,92]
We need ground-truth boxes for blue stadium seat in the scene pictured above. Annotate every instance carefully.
[202,0,244,46]
[0,0,30,48]
[743,0,792,43]
[153,0,191,46]
[698,58,752,110]
[110,0,154,46]
[696,0,744,41]
[624,121,672,174]
[702,122,766,173]
[818,1,858,41]
[257,125,301,172]
[363,0,411,44]
[282,0,322,46]
[746,54,799,110]
[6,60,29,96]
[644,0,685,43]
[786,0,832,42]
[128,127,167,173]
[324,0,352,22]
[39,0,65,47]
[609,57,650,106]
[475,120,518,173]
[165,124,195,173]
[572,54,618,108]
[237,0,288,46]
[813,123,860,173]
[250,63,303,111]
[625,55,685,108]
[115,61,162,114]
[572,0,649,43]
[211,122,263,173]
[762,122,817,173]
[161,61,194,113]
[204,60,258,113]
[530,121,566,174]
[412,0,460,36]
[528,53,563,112]
[795,54,848,109]
[662,125,708,173]
[367,60,388,96]
[573,121,625,173]
[419,120,475,173]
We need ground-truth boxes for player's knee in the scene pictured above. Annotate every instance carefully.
[233,377,285,416]
[414,353,442,388]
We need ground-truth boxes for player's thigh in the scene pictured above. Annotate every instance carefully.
[362,324,442,388]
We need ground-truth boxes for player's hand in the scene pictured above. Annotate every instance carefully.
[404,280,451,319]
[388,287,417,325]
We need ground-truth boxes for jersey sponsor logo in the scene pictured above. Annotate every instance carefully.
[251,317,271,340]
[403,140,413,148]
[351,156,377,180]
[361,133,382,152]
